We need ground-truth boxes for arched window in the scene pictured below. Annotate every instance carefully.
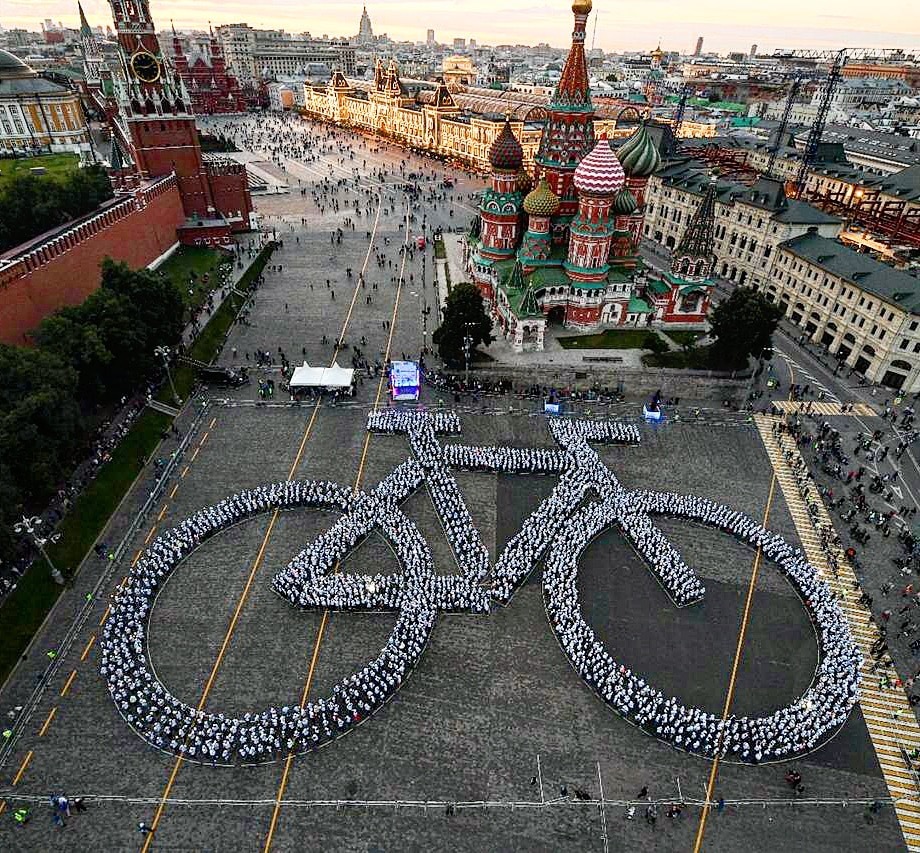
[891,360,911,371]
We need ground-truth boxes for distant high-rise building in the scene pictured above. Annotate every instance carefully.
[453,37,466,49]
[750,44,758,59]
[427,29,435,46]
[357,5,374,45]
[694,36,703,57]
[470,38,477,48]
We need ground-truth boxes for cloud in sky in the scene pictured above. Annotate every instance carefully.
[5,0,919,52]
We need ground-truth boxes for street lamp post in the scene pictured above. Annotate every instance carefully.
[154,345,180,405]
[463,328,474,387]
[14,515,64,585]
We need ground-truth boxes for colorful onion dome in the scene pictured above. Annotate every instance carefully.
[488,119,524,171]
[515,168,533,195]
[573,137,626,196]
[572,0,593,13]
[616,123,661,178]
[523,178,560,217]
[613,187,638,216]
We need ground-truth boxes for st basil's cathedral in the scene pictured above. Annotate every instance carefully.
[465,0,718,352]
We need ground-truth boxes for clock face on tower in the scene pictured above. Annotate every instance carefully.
[130,50,161,83]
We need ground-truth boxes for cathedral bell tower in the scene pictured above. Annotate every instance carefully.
[107,0,214,218]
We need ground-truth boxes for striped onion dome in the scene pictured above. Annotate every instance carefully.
[616,123,661,178]
[488,119,524,171]
[523,178,560,217]
[613,187,638,216]
[573,137,625,196]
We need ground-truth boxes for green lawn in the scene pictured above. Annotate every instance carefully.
[643,344,747,371]
[156,246,231,315]
[433,239,446,260]
[557,329,655,350]
[0,153,79,190]
[664,330,703,347]
[0,242,275,686]
[158,241,275,404]
[0,408,170,685]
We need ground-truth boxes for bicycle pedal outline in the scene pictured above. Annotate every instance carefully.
[101,411,860,766]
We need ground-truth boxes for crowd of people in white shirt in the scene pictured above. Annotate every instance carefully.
[100,412,859,765]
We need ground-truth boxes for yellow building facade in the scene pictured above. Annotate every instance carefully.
[0,49,90,154]
[302,62,619,173]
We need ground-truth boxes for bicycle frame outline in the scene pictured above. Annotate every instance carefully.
[101,411,860,766]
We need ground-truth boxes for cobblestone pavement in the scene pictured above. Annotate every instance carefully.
[0,121,905,852]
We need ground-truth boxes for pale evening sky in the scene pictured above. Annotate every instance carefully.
[4,0,919,54]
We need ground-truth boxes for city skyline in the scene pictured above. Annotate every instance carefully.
[4,0,919,53]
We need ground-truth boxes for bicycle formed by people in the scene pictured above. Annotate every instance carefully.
[101,411,860,766]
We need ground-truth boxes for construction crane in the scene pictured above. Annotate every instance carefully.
[765,75,805,178]
[672,84,691,143]
[770,48,920,197]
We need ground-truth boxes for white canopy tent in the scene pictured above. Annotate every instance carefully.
[289,361,355,390]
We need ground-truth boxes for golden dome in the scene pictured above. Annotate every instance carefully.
[572,0,593,14]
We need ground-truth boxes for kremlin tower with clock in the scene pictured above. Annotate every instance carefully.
[104,0,252,238]
[0,0,254,345]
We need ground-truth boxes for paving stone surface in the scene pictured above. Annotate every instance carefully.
[0,119,905,852]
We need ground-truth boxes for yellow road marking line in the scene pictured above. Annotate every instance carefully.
[262,608,330,851]
[80,634,95,661]
[209,417,217,429]
[144,526,157,545]
[132,549,143,568]
[264,202,412,853]
[60,669,77,697]
[151,194,387,852]
[191,446,200,462]
[142,402,325,852]
[12,751,32,786]
[0,800,6,816]
[157,504,168,522]
[199,432,209,448]
[38,707,56,737]
[98,604,110,626]
[693,474,777,852]
[169,483,179,499]
[180,465,190,479]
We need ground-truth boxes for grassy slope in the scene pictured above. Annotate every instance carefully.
[156,245,230,314]
[557,329,653,350]
[0,154,79,191]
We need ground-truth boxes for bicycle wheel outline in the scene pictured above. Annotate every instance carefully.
[101,479,441,766]
[543,488,861,764]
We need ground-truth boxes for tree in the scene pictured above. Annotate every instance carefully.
[0,344,82,564]
[708,287,781,367]
[0,165,113,253]
[642,331,668,354]
[432,283,493,367]
[34,258,185,401]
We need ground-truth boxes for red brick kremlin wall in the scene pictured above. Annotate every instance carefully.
[205,161,253,233]
[0,175,184,345]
